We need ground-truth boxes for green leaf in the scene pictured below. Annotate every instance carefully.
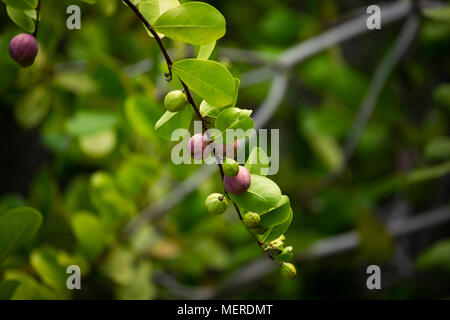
[65,111,118,137]
[215,107,254,143]
[229,175,282,213]
[260,195,291,228]
[199,78,239,119]
[30,247,68,290]
[153,2,226,45]
[0,207,42,264]
[71,212,112,260]
[197,41,216,60]
[260,208,293,243]
[124,94,163,142]
[155,106,192,141]
[1,0,35,10]
[6,6,35,33]
[139,0,180,38]
[172,59,235,107]
[229,78,240,108]
[0,280,20,300]
[200,100,221,118]
[245,147,270,176]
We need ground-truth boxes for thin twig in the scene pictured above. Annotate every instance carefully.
[32,0,41,37]
[120,0,274,260]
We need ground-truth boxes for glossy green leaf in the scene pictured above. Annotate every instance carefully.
[199,78,239,118]
[153,2,226,45]
[245,147,270,176]
[261,208,293,243]
[229,175,282,213]
[139,0,180,38]
[0,207,42,264]
[172,59,235,107]
[1,0,35,10]
[6,6,35,33]
[215,107,254,143]
[260,195,291,228]
[155,106,192,141]
[197,41,216,60]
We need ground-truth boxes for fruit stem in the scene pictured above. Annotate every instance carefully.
[33,0,41,37]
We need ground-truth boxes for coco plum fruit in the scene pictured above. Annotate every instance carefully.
[188,133,211,160]
[280,262,297,280]
[164,90,187,112]
[9,33,39,67]
[243,212,260,228]
[222,158,239,177]
[223,165,251,195]
[205,193,228,215]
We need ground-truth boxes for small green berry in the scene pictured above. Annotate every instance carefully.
[243,212,260,228]
[164,90,187,112]
[280,262,297,279]
[222,158,239,177]
[275,246,293,263]
[205,193,228,215]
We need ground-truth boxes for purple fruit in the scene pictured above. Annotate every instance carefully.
[188,134,211,160]
[9,33,39,67]
[223,166,251,194]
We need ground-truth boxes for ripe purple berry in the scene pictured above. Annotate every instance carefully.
[188,134,211,160]
[9,34,39,67]
[223,166,251,194]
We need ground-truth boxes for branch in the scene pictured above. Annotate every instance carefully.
[124,74,289,237]
[124,0,430,237]
[32,0,41,37]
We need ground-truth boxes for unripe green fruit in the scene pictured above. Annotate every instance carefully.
[164,90,187,112]
[243,212,260,228]
[280,262,297,280]
[275,246,293,263]
[223,158,239,177]
[205,193,228,215]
